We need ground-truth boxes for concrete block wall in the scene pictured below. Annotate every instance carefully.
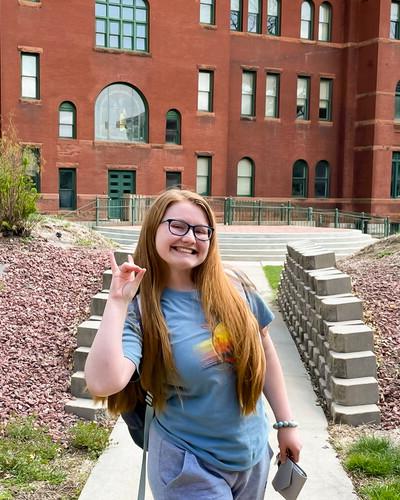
[277,241,380,426]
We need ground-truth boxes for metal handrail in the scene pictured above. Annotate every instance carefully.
[89,195,400,238]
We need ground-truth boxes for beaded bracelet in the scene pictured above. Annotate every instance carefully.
[273,420,298,430]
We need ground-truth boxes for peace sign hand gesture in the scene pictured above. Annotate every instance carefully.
[108,251,146,303]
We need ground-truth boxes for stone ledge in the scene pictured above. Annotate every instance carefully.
[331,376,379,405]
[331,403,381,425]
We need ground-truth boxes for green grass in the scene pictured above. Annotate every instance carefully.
[0,416,112,498]
[263,265,283,293]
[69,421,111,459]
[343,436,400,499]
[359,479,400,500]
[0,416,65,489]
[345,437,400,477]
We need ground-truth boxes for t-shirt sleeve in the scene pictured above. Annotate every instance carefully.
[246,289,275,329]
[122,298,143,369]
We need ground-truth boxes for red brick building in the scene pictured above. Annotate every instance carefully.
[1,0,400,217]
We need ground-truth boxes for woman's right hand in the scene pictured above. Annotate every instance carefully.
[108,251,146,302]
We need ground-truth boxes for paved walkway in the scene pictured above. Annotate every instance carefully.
[79,262,358,500]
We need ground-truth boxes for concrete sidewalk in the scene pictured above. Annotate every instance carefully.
[79,262,358,500]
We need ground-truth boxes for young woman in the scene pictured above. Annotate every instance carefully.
[85,189,302,499]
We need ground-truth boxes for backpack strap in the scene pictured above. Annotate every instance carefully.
[133,294,154,500]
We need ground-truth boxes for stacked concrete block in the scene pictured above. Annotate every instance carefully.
[277,241,380,425]
[65,249,133,419]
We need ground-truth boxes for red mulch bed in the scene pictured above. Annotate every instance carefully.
[0,237,109,442]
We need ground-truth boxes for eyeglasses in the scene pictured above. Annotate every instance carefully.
[161,219,214,241]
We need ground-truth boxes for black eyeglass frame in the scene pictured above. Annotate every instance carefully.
[161,218,214,241]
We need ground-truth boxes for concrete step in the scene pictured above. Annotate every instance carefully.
[73,346,90,372]
[98,236,372,249]
[94,226,372,238]
[71,371,91,399]
[65,397,107,420]
[77,319,101,347]
[91,292,109,316]
[94,226,376,264]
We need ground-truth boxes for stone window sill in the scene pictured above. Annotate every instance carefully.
[19,98,42,105]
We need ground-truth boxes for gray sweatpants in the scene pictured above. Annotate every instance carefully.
[148,424,273,500]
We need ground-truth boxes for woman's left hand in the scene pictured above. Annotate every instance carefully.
[277,427,303,463]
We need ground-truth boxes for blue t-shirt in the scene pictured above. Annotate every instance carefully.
[122,287,274,471]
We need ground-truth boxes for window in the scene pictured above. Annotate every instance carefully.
[230,0,242,31]
[296,76,310,120]
[166,171,182,190]
[241,71,256,116]
[23,147,41,192]
[390,2,400,39]
[198,71,213,112]
[315,160,330,197]
[395,81,400,121]
[318,2,332,41]
[59,169,77,210]
[267,0,281,35]
[265,73,280,117]
[391,152,400,197]
[248,0,261,33]
[59,102,77,138]
[300,1,313,39]
[95,83,147,142]
[200,0,215,24]
[95,0,148,52]
[292,160,308,197]
[196,157,212,196]
[237,158,254,196]
[319,79,332,121]
[165,110,181,144]
[21,53,39,99]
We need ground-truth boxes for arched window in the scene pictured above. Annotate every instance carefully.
[165,109,181,144]
[292,160,308,197]
[318,2,332,41]
[95,0,148,52]
[237,158,254,196]
[300,1,313,39]
[267,0,281,36]
[395,81,400,121]
[59,101,76,139]
[95,83,147,142]
[315,160,330,197]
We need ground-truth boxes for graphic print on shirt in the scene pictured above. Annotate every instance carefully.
[195,322,235,368]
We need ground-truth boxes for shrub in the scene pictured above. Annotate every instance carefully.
[0,122,40,237]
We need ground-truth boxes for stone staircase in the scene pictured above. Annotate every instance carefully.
[93,226,376,262]
[65,257,119,420]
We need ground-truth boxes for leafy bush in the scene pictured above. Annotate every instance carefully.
[0,123,40,237]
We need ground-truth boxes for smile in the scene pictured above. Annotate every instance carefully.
[171,246,198,255]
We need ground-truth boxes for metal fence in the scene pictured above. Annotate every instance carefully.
[65,195,399,239]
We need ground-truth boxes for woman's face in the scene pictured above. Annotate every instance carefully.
[155,201,211,276]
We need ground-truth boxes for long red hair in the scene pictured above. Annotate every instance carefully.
[105,190,266,416]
